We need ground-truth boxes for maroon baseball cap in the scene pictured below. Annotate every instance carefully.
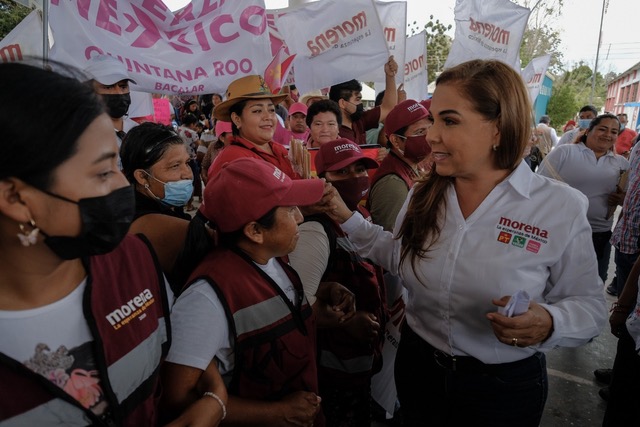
[200,158,324,232]
[314,138,379,176]
[384,99,429,137]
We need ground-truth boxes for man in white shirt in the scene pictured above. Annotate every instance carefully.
[84,55,138,168]
[557,105,598,146]
[536,115,558,156]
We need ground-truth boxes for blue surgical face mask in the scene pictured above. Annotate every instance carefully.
[578,118,592,129]
[144,172,193,207]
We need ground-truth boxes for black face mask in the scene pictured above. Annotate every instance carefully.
[40,186,135,260]
[349,102,365,122]
[102,93,131,118]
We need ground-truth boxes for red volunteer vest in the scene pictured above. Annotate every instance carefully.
[187,247,319,401]
[369,151,416,192]
[0,235,170,427]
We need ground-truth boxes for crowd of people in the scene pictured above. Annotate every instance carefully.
[2,49,640,427]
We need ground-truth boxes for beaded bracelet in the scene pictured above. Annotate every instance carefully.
[202,391,226,420]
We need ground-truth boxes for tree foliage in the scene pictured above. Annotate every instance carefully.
[0,0,32,41]
[546,83,580,129]
[516,0,565,72]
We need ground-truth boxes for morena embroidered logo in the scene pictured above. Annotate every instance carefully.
[333,143,359,154]
[496,217,548,254]
[406,102,422,112]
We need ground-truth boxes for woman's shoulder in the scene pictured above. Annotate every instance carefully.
[530,171,589,209]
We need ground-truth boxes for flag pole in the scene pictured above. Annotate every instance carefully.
[43,0,49,68]
[590,0,607,105]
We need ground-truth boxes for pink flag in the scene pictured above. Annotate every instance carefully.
[264,44,296,94]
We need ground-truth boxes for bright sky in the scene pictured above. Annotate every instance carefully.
[163,0,640,74]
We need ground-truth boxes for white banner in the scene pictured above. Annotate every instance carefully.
[371,273,406,418]
[402,31,429,102]
[444,0,530,71]
[266,8,296,87]
[49,0,273,95]
[359,0,406,85]
[0,10,46,62]
[275,0,389,94]
[521,54,551,104]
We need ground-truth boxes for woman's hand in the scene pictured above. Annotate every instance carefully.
[299,180,338,216]
[277,391,321,427]
[486,297,554,347]
[609,302,633,337]
[342,311,380,345]
[314,281,356,328]
[323,185,354,224]
[608,190,625,207]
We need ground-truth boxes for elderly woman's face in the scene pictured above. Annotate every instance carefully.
[140,144,193,200]
[309,111,339,146]
[233,99,277,145]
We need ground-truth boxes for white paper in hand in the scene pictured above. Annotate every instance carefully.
[498,290,531,317]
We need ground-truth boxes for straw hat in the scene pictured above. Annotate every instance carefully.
[213,75,287,121]
[300,90,328,106]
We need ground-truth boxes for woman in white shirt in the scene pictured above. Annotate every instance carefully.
[538,113,628,283]
[326,59,607,427]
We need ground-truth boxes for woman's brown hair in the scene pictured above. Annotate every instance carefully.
[397,59,533,274]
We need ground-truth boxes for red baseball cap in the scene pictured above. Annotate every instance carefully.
[314,138,379,176]
[200,158,323,232]
[289,102,308,116]
[215,120,232,136]
[384,99,429,137]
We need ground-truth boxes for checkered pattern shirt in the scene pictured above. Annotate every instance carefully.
[611,144,640,254]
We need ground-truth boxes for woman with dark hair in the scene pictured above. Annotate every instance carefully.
[119,121,198,292]
[207,75,298,180]
[163,157,354,426]
[538,113,628,283]
[0,60,223,426]
[121,122,193,221]
[182,98,209,129]
[325,59,607,426]
[306,99,342,148]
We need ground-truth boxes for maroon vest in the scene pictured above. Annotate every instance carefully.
[187,247,319,401]
[0,235,170,427]
[309,209,387,387]
[369,151,416,192]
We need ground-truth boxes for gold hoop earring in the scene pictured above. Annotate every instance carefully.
[17,219,39,247]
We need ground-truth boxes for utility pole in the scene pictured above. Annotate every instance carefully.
[590,0,608,104]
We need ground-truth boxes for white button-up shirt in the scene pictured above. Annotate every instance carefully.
[342,161,607,364]
[537,143,629,232]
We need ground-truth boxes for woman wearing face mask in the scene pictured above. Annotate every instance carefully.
[120,122,194,221]
[208,75,299,180]
[120,121,198,293]
[288,138,386,427]
[0,61,228,426]
[367,99,431,232]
